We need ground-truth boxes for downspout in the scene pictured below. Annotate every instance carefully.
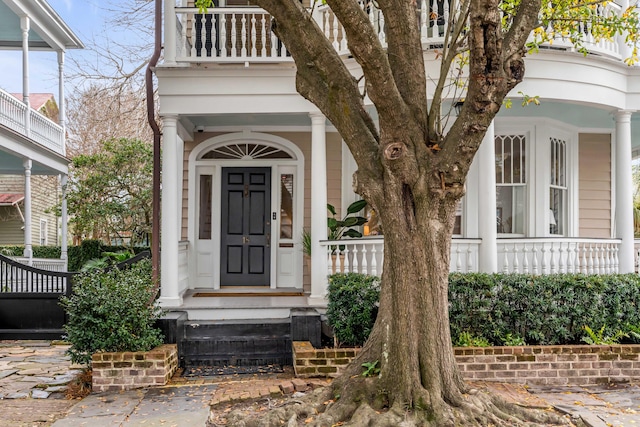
[146,0,162,294]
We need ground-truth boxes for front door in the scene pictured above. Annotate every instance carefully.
[220,167,271,286]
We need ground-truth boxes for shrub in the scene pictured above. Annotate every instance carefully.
[326,273,380,347]
[60,259,163,366]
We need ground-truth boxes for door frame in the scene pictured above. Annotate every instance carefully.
[187,132,305,290]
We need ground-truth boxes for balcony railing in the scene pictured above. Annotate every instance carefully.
[172,1,625,64]
[0,89,65,156]
[321,237,621,276]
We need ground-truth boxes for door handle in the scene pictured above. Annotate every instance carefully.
[242,236,250,244]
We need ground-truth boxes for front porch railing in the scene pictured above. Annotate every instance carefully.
[0,89,65,156]
[172,1,625,64]
[497,238,620,274]
[12,257,67,272]
[321,237,621,276]
[320,237,481,276]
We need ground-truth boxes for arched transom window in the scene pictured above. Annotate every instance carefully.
[200,142,294,160]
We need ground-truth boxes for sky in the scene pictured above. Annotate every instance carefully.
[0,0,136,96]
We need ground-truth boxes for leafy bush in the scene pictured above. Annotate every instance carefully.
[0,245,61,258]
[449,273,640,345]
[60,259,163,365]
[456,331,492,347]
[326,273,380,347]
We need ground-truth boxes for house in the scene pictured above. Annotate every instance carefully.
[0,0,83,269]
[154,1,640,365]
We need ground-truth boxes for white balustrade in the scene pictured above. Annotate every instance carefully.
[497,239,620,275]
[320,238,480,276]
[0,89,64,156]
[12,257,67,272]
[172,2,625,65]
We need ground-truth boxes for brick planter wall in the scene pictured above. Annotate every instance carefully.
[293,341,361,378]
[293,342,640,385]
[92,344,178,392]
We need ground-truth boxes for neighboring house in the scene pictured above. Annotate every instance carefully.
[0,0,83,265]
[154,1,640,363]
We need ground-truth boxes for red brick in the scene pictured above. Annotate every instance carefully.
[292,379,309,392]
[280,381,295,394]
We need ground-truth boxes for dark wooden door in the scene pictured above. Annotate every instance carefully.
[220,167,271,286]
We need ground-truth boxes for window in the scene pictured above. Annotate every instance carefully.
[39,219,48,245]
[550,137,567,235]
[495,135,526,234]
[199,175,213,239]
[280,174,294,239]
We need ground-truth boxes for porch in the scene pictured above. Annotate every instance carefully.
[164,1,631,66]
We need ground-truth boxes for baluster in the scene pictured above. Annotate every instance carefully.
[361,245,368,275]
[251,14,257,57]
[606,243,612,274]
[371,245,378,276]
[566,243,574,273]
[559,242,566,273]
[614,245,620,273]
[467,244,474,273]
[420,0,428,41]
[378,10,386,45]
[513,245,519,273]
[261,15,267,56]
[191,14,199,57]
[532,243,539,274]
[340,21,348,52]
[541,245,548,274]
[327,247,333,276]
[502,245,509,273]
[241,14,248,57]
[269,16,277,57]
[588,244,594,275]
[231,14,238,57]
[550,244,557,274]
[522,244,529,274]
[579,243,586,274]
[442,0,450,36]
[455,245,462,272]
[595,245,602,274]
[324,12,331,39]
[352,245,359,274]
[332,14,340,50]
[180,11,187,58]
[219,14,227,57]
[430,0,436,36]
[599,244,606,274]
[340,246,348,273]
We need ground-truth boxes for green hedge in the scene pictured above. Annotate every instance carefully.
[326,273,640,347]
[449,273,640,345]
[1,241,150,272]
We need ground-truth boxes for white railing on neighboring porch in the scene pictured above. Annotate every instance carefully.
[11,257,67,272]
[172,1,625,64]
[321,237,621,276]
[634,239,640,273]
[497,239,620,274]
[320,237,481,276]
[0,89,65,156]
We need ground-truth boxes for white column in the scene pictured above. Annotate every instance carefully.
[164,0,176,65]
[309,112,329,304]
[21,16,30,137]
[23,159,33,265]
[160,115,182,307]
[57,52,66,152]
[614,110,634,273]
[476,121,498,272]
[60,174,68,269]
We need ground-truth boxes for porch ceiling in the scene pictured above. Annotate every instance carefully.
[0,130,68,175]
[0,0,83,51]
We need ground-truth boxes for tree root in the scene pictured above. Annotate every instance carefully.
[220,379,572,427]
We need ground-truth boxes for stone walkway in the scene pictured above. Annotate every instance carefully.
[0,341,80,399]
[0,341,81,426]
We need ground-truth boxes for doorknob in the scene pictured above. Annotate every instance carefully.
[266,233,270,247]
[242,236,250,244]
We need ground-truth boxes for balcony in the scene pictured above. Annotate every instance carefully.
[171,1,625,65]
[0,89,65,157]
